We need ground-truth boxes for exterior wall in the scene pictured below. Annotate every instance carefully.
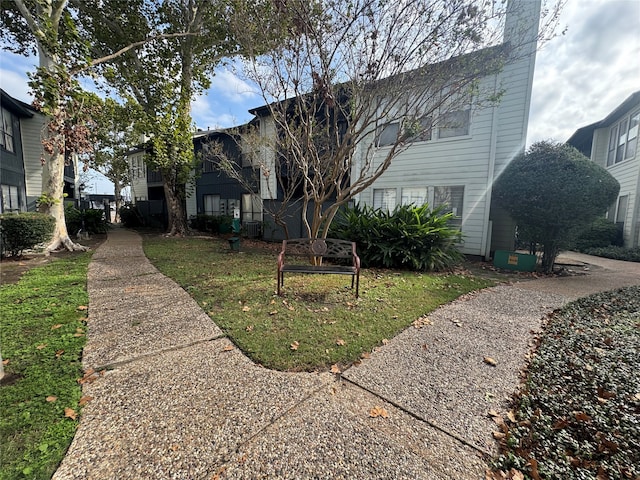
[128,151,148,202]
[355,0,540,257]
[591,103,640,247]
[20,112,46,210]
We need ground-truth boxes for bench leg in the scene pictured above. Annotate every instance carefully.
[277,270,283,296]
[355,273,360,298]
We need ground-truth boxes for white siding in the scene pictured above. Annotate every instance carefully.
[20,113,46,210]
[592,102,640,247]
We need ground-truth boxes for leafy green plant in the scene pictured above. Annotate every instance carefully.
[492,286,640,479]
[583,245,640,262]
[573,217,622,252]
[0,254,91,480]
[64,205,108,235]
[0,213,56,257]
[329,203,463,271]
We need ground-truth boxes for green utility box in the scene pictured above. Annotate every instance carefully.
[493,250,537,272]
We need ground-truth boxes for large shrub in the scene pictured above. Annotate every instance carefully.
[0,212,56,257]
[329,203,463,271]
[493,141,620,273]
[573,217,622,252]
[65,205,108,235]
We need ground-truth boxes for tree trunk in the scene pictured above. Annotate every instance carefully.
[163,180,189,236]
[113,181,123,223]
[39,148,88,254]
[541,242,559,274]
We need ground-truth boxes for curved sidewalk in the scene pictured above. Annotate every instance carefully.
[53,229,639,479]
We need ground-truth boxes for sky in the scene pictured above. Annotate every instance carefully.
[1,0,639,194]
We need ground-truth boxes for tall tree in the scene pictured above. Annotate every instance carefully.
[1,1,96,252]
[0,1,191,249]
[76,0,259,235]
[213,0,562,240]
[90,97,139,221]
[493,141,620,273]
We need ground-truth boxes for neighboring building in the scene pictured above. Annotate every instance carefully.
[247,0,541,256]
[567,91,640,247]
[1,89,77,213]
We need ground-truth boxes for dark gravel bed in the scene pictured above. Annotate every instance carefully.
[492,285,640,480]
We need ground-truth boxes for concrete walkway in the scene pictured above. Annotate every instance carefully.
[53,229,639,479]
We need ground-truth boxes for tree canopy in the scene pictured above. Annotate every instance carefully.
[493,141,620,273]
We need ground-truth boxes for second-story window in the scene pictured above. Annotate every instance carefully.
[607,109,639,166]
[1,107,14,153]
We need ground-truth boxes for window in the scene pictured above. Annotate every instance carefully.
[131,155,146,179]
[407,116,432,143]
[1,108,14,152]
[616,195,628,224]
[373,188,396,211]
[438,108,470,139]
[434,186,464,227]
[0,184,20,213]
[376,122,399,147]
[625,111,639,160]
[607,125,618,166]
[242,193,262,222]
[401,187,427,206]
[608,109,639,165]
[203,194,220,215]
[616,118,628,163]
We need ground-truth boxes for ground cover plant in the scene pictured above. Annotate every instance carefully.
[143,235,493,371]
[0,254,91,480]
[492,285,640,480]
[582,246,640,263]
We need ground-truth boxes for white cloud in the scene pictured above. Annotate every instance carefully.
[528,0,640,145]
[209,68,259,104]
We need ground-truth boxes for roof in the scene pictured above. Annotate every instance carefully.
[567,90,640,154]
[0,89,37,118]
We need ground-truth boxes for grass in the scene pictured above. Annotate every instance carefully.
[0,254,91,480]
[491,285,640,480]
[143,235,495,371]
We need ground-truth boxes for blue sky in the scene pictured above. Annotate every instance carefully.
[1,0,639,194]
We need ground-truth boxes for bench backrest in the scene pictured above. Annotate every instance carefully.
[282,238,356,258]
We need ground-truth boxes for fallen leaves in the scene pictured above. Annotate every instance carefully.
[412,315,432,328]
[290,341,299,351]
[483,356,497,367]
[369,406,389,418]
[78,396,93,407]
[222,344,234,352]
[335,338,345,346]
[77,305,88,311]
[36,344,47,350]
[64,407,77,420]
[46,396,57,403]
[330,364,341,374]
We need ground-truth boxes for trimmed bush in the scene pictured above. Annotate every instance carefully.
[0,212,56,257]
[583,245,640,262]
[65,205,108,235]
[190,214,233,233]
[329,203,463,271]
[573,217,622,251]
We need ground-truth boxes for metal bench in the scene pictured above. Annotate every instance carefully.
[277,238,361,298]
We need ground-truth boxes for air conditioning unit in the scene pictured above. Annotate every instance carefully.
[245,221,261,238]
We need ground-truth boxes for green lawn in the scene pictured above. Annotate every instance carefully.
[143,235,495,371]
[0,254,91,480]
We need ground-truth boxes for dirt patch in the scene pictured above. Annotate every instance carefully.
[1,234,107,285]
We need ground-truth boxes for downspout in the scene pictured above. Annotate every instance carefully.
[481,75,500,261]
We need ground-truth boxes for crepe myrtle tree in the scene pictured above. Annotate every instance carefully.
[209,0,562,240]
[493,141,620,274]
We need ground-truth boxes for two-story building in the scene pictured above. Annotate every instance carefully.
[567,91,640,248]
